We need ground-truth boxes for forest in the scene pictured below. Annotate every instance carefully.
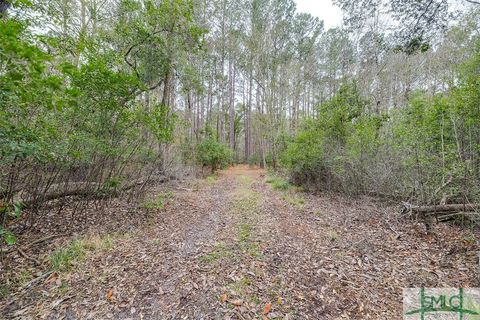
[1,0,480,318]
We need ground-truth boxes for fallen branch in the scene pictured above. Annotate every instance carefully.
[19,271,53,291]
[437,211,480,221]
[28,234,67,247]
[50,294,75,308]
[175,187,197,192]
[17,248,41,266]
[404,203,479,214]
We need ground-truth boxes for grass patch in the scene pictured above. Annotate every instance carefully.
[232,191,257,214]
[0,283,10,299]
[49,239,89,272]
[267,175,307,208]
[228,276,252,295]
[195,174,219,189]
[237,175,254,185]
[462,233,477,245]
[49,235,115,272]
[327,230,341,242]
[238,222,252,243]
[200,243,233,263]
[232,189,259,211]
[200,188,262,264]
[206,174,218,184]
[15,270,34,286]
[291,185,306,193]
[51,282,70,296]
[0,269,35,299]
[266,176,291,191]
[237,221,262,258]
[229,187,264,259]
[247,243,262,258]
[227,275,264,305]
[143,191,174,211]
[200,251,223,263]
[282,194,305,207]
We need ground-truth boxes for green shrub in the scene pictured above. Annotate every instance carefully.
[0,17,177,239]
[248,154,260,167]
[196,138,233,173]
[280,82,386,193]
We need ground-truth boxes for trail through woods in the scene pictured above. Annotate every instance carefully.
[1,166,479,319]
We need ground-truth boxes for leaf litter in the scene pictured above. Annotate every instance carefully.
[0,165,478,319]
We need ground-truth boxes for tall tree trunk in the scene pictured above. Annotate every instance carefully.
[75,0,88,66]
[229,60,235,150]
[161,69,171,107]
[245,69,253,162]
[207,67,213,127]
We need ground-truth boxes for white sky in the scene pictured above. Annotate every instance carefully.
[294,0,343,29]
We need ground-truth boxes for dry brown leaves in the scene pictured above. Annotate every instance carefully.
[1,166,478,319]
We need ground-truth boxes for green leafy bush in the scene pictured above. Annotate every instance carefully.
[281,82,373,192]
[0,17,179,241]
[196,138,233,173]
[248,154,260,167]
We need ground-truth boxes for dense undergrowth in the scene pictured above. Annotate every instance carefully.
[0,19,178,243]
[281,43,480,207]
[0,0,207,246]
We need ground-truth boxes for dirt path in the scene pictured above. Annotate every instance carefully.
[2,166,479,319]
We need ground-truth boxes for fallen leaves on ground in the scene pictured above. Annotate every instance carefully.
[1,165,478,319]
[220,293,228,303]
[106,289,114,302]
[262,302,272,319]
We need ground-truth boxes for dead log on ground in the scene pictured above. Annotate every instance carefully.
[408,203,479,214]
[402,202,480,224]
